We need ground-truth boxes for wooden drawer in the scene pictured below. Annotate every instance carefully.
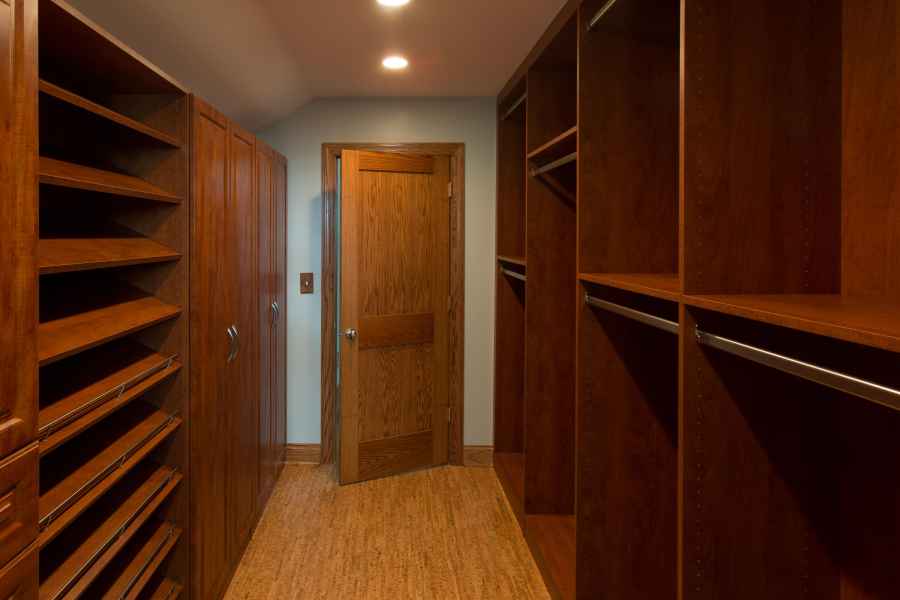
[0,445,37,569]
[0,544,37,600]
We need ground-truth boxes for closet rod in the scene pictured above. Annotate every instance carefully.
[695,329,900,412]
[587,0,619,31]
[502,93,527,120]
[500,267,527,283]
[585,294,679,334]
[531,152,577,178]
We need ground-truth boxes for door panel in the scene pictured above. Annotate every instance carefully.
[228,125,258,560]
[340,150,450,484]
[189,97,231,600]
[256,144,276,504]
[274,154,288,460]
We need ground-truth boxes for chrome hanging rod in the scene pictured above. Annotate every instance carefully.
[585,294,679,334]
[531,152,577,178]
[502,93,527,121]
[500,267,527,283]
[587,0,619,31]
[695,329,900,413]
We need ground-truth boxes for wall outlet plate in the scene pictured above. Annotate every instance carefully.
[300,273,314,294]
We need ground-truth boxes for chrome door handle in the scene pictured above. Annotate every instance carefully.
[344,328,358,341]
[272,301,280,324]
[232,325,241,361]
[226,326,237,363]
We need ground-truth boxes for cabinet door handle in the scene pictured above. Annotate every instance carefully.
[271,301,278,324]
[232,325,241,361]
[226,326,236,363]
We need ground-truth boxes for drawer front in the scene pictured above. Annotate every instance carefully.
[0,445,37,569]
[0,544,36,600]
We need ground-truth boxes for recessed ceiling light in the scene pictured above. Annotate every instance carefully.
[382,55,409,70]
[377,0,410,7]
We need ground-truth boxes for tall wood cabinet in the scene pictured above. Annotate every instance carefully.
[190,97,287,600]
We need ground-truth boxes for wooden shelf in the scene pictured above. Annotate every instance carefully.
[39,405,181,547]
[683,294,900,354]
[146,578,182,600]
[39,291,181,366]
[494,452,525,526]
[90,522,181,600]
[39,342,181,456]
[526,515,576,600]
[40,237,181,275]
[39,466,181,600]
[497,255,527,268]
[39,157,182,204]
[580,273,681,302]
[39,80,181,147]
[527,126,577,165]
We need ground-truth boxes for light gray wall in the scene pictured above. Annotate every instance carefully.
[259,98,497,446]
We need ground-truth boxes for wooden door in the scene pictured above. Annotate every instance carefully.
[256,144,276,505]
[0,0,37,460]
[189,97,231,600]
[227,124,259,560]
[339,150,451,484]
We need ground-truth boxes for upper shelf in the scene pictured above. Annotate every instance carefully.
[40,80,182,148]
[580,273,681,303]
[528,126,577,165]
[39,237,181,275]
[498,255,527,268]
[39,157,183,204]
[683,294,900,354]
[39,290,182,366]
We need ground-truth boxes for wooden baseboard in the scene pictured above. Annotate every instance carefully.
[285,444,321,464]
[463,446,493,468]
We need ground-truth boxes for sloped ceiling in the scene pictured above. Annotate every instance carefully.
[66,0,566,131]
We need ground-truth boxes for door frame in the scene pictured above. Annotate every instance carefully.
[321,143,466,467]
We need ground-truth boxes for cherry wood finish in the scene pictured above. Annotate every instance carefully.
[525,515,575,600]
[0,542,38,600]
[497,94,526,260]
[39,237,180,274]
[86,521,180,600]
[579,272,680,303]
[39,158,182,204]
[493,452,524,526]
[0,0,38,462]
[0,444,38,569]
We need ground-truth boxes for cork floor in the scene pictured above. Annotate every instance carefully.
[222,464,550,600]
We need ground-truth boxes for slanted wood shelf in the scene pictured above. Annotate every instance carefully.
[39,237,181,275]
[146,578,182,600]
[497,255,527,268]
[39,406,181,547]
[39,466,182,600]
[39,293,181,366]
[527,126,577,165]
[39,157,182,204]
[683,294,900,354]
[526,515,576,600]
[39,342,181,456]
[88,522,181,600]
[580,273,681,302]
[39,80,181,148]
[493,452,525,525]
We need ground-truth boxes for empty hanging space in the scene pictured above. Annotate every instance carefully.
[578,0,679,298]
[684,307,900,598]
[522,11,578,600]
[682,0,900,350]
[577,282,678,599]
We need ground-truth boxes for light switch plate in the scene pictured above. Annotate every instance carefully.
[300,273,314,294]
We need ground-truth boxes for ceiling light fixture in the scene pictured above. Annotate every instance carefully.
[382,55,409,70]
[377,0,410,7]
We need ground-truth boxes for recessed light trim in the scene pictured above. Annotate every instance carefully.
[377,0,410,6]
[382,55,409,70]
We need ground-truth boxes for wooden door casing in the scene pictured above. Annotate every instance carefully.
[0,0,37,460]
[228,124,259,562]
[189,96,232,600]
[340,151,451,484]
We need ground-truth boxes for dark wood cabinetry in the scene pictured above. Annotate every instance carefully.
[191,97,287,600]
[496,1,900,599]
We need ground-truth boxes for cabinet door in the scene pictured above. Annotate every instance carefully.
[0,0,37,460]
[256,145,276,505]
[274,154,288,459]
[227,125,259,560]
[190,97,231,600]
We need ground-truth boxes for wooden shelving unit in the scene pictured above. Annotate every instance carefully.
[496,0,900,598]
[34,0,191,596]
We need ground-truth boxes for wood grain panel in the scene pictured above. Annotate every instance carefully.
[39,157,182,204]
[0,0,37,460]
[525,515,575,600]
[493,273,525,454]
[358,345,434,443]
[0,443,37,568]
[0,541,37,599]
[360,313,434,349]
[39,236,180,274]
[359,151,434,174]
[358,431,433,481]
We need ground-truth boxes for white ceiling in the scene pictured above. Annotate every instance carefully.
[66,0,566,131]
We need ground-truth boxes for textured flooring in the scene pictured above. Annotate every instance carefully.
[223,464,550,600]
